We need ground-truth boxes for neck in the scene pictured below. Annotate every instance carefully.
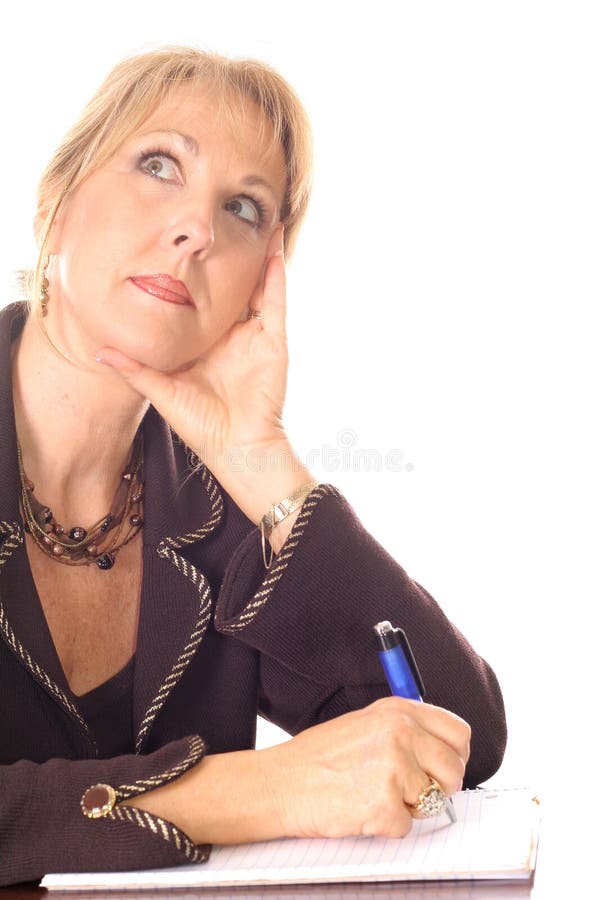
[11,315,149,528]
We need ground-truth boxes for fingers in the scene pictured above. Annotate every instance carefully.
[247,225,286,341]
[273,698,468,840]
[410,731,466,799]
[413,702,471,765]
[361,791,415,840]
[261,252,286,340]
[94,347,178,410]
[94,349,204,453]
[370,696,471,763]
[266,223,285,260]
[364,697,469,800]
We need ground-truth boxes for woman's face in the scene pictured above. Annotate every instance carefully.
[46,85,287,371]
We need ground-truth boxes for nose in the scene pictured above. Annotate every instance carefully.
[164,204,215,257]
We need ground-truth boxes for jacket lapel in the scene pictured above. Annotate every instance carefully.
[133,408,224,752]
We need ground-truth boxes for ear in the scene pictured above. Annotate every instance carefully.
[34,203,65,253]
[33,209,45,247]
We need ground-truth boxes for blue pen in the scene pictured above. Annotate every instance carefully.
[374,620,457,825]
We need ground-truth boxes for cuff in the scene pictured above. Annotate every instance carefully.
[79,735,209,865]
[215,484,342,634]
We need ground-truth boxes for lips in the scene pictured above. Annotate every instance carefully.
[130,274,194,307]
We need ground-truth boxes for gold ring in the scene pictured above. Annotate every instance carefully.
[247,310,262,320]
[409,777,447,819]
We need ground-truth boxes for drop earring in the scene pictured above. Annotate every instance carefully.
[40,256,50,317]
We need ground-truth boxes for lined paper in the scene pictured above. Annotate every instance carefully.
[42,788,540,890]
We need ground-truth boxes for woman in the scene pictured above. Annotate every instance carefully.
[0,46,506,885]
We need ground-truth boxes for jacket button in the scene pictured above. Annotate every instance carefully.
[81,783,117,819]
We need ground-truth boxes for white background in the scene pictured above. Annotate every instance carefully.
[1,1,598,890]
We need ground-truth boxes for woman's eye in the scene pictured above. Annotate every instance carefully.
[139,152,179,181]
[225,196,264,227]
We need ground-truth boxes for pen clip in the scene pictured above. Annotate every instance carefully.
[393,626,426,699]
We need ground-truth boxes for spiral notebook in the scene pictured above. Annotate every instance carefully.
[41,788,541,890]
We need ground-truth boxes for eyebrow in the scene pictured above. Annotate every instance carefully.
[169,130,200,156]
[139,129,281,202]
[239,174,280,200]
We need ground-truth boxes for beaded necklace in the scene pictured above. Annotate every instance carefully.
[17,431,144,570]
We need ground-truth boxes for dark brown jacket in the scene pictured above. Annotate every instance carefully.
[0,302,507,886]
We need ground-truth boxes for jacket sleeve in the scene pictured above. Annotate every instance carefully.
[0,735,209,887]
[214,484,507,789]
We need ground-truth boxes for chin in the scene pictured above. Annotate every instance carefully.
[104,319,206,372]
[129,342,202,373]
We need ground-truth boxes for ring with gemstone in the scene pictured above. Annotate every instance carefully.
[409,777,447,818]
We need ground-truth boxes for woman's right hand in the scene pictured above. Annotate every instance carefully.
[124,697,470,845]
[266,696,471,839]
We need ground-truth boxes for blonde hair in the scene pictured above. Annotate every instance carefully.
[27,44,313,315]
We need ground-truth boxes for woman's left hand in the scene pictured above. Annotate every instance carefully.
[95,226,289,465]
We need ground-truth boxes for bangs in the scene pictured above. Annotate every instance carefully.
[29,46,312,316]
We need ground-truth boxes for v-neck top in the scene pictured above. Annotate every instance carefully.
[75,656,135,757]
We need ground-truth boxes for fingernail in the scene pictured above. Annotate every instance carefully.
[94,351,115,367]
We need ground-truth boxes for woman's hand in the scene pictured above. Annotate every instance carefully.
[125,697,471,845]
[95,225,289,465]
[96,225,315,528]
[266,697,471,839]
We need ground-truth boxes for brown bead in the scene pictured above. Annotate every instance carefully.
[53,523,65,535]
[85,545,98,557]
[25,478,34,492]
[130,515,142,527]
[52,544,65,556]
[42,535,53,547]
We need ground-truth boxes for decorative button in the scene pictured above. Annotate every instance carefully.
[81,783,117,819]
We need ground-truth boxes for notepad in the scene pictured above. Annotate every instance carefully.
[41,788,540,890]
